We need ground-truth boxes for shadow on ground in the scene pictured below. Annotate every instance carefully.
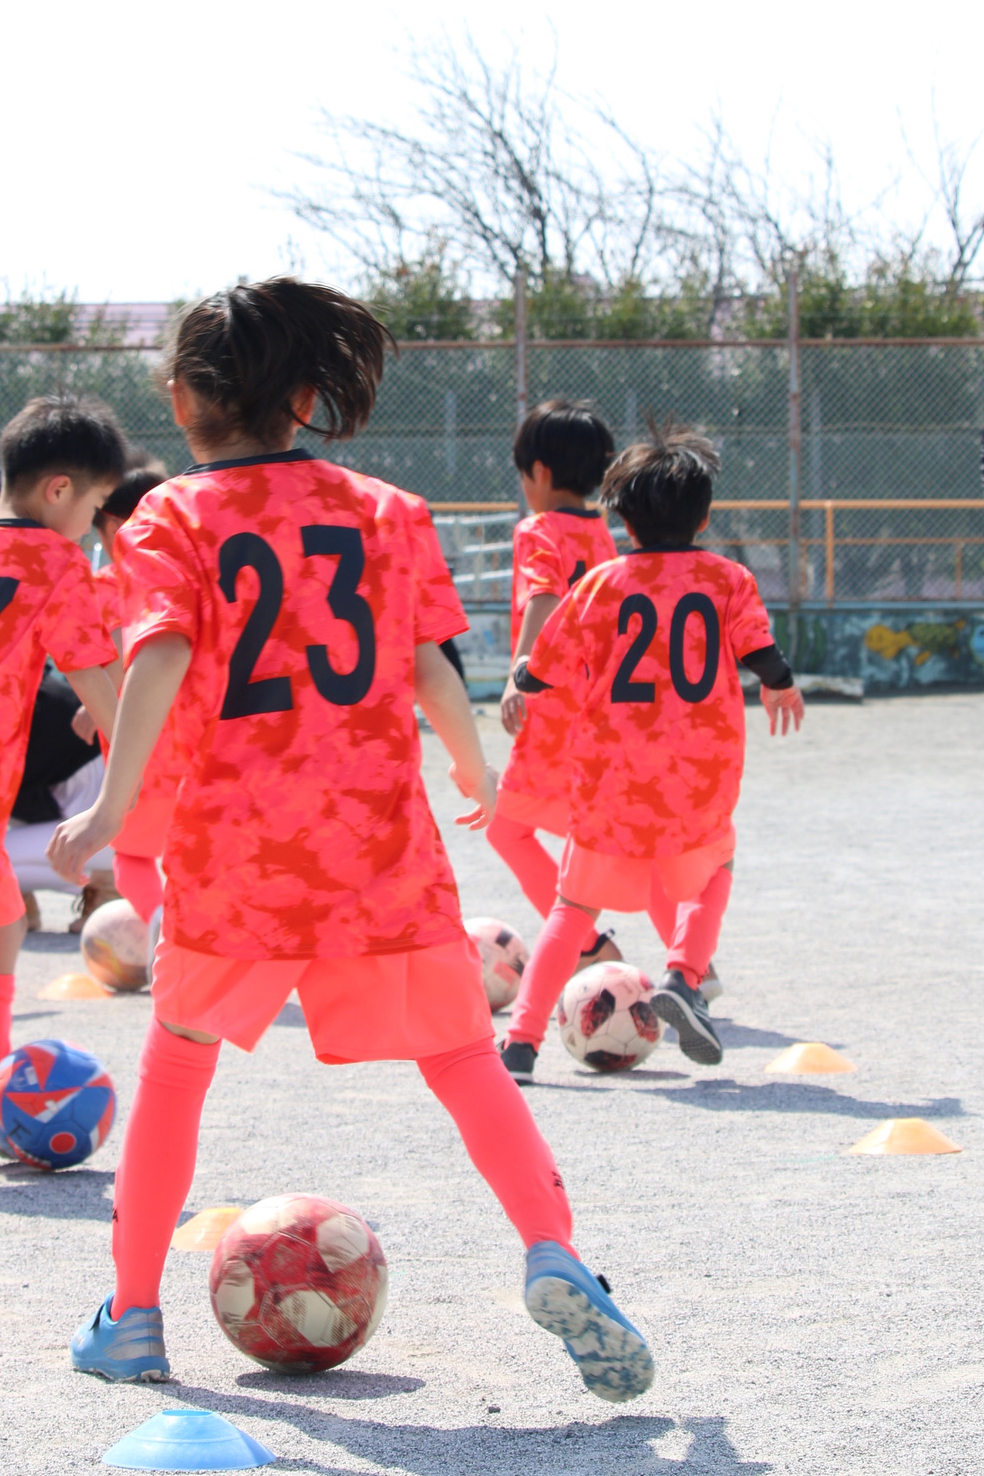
[0,1164,114,1218]
[21,932,83,955]
[236,1368,425,1400]
[643,1079,965,1119]
[9,1008,61,1027]
[168,1385,771,1474]
[714,1021,817,1050]
[274,1003,309,1029]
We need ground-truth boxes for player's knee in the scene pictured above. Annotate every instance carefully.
[157,1017,221,1046]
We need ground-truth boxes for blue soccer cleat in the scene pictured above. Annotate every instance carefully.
[524,1241,654,1402]
[71,1295,170,1382]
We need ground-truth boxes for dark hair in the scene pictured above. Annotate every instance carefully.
[165,277,394,447]
[512,400,615,497]
[601,416,720,545]
[93,467,164,530]
[0,394,127,493]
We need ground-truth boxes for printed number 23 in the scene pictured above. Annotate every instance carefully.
[611,591,720,704]
[0,577,18,616]
[218,526,376,719]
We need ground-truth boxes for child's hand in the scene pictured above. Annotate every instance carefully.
[760,683,805,736]
[46,805,121,885]
[450,763,498,830]
[500,677,527,736]
[71,705,99,745]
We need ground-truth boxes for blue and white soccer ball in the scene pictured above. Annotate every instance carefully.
[0,1039,116,1170]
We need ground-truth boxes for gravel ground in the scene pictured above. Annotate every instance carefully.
[2,692,982,1476]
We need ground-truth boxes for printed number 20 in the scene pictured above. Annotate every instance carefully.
[218,526,376,720]
[611,591,720,704]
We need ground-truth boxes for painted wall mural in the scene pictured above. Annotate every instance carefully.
[456,604,984,696]
[773,609,984,689]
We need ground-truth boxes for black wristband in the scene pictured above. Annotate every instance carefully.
[513,657,552,695]
[741,643,794,689]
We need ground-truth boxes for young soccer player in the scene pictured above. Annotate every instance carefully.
[488,401,622,969]
[48,278,654,1402]
[499,420,804,1083]
[0,395,125,1055]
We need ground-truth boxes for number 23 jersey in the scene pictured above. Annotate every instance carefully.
[115,451,469,961]
[526,546,774,860]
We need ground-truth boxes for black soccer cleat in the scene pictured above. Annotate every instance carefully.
[652,969,723,1066]
[498,1039,538,1084]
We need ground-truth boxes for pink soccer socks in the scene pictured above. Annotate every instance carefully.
[418,1037,575,1254]
[507,901,596,1050]
[110,1018,220,1319]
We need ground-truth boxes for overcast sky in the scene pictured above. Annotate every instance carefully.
[2,0,981,303]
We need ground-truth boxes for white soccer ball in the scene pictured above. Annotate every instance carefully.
[464,916,529,1011]
[557,962,664,1072]
[80,899,149,992]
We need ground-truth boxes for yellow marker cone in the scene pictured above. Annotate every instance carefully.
[764,1042,856,1074]
[38,972,112,1001]
[847,1118,962,1155]
[170,1205,243,1251]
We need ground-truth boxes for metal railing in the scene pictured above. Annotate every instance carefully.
[435,499,984,607]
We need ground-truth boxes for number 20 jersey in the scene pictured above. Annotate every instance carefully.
[526,545,774,860]
[115,451,469,961]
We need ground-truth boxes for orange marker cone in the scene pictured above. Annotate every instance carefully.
[38,972,112,1001]
[847,1118,962,1155]
[171,1205,243,1251]
[764,1042,856,1074]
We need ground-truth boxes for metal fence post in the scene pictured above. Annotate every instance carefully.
[514,266,528,517]
[787,266,802,663]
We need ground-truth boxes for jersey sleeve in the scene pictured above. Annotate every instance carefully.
[116,503,201,662]
[93,566,121,634]
[407,500,469,646]
[727,566,774,659]
[513,521,567,608]
[37,549,118,673]
[526,586,588,698]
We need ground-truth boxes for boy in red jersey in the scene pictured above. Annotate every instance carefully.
[488,401,622,969]
[49,279,653,1402]
[0,396,125,1055]
[499,420,804,1082]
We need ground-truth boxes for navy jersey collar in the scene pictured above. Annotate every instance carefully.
[628,542,697,554]
[183,448,318,475]
[552,505,601,519]
[0,517,45,528]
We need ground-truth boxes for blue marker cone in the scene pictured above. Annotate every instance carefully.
[102,1408,275,1471]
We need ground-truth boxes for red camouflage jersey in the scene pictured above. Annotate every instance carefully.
[500,508,618,832]
[0,520,117,825]
[526,544,774,858]
[92,562,121,638]
[94,562,188,859]
[115,450,470,960]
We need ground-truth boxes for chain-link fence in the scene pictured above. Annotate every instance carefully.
[2,338,983,605]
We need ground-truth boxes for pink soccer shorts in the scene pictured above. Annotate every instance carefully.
[558,824,737,911]
[150,931,494,1063]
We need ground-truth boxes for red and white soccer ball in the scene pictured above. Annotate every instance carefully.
[80,899,149,992]
[209,1194,388,1372]
[464,916,529,1012]
[557,962,665,1072]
